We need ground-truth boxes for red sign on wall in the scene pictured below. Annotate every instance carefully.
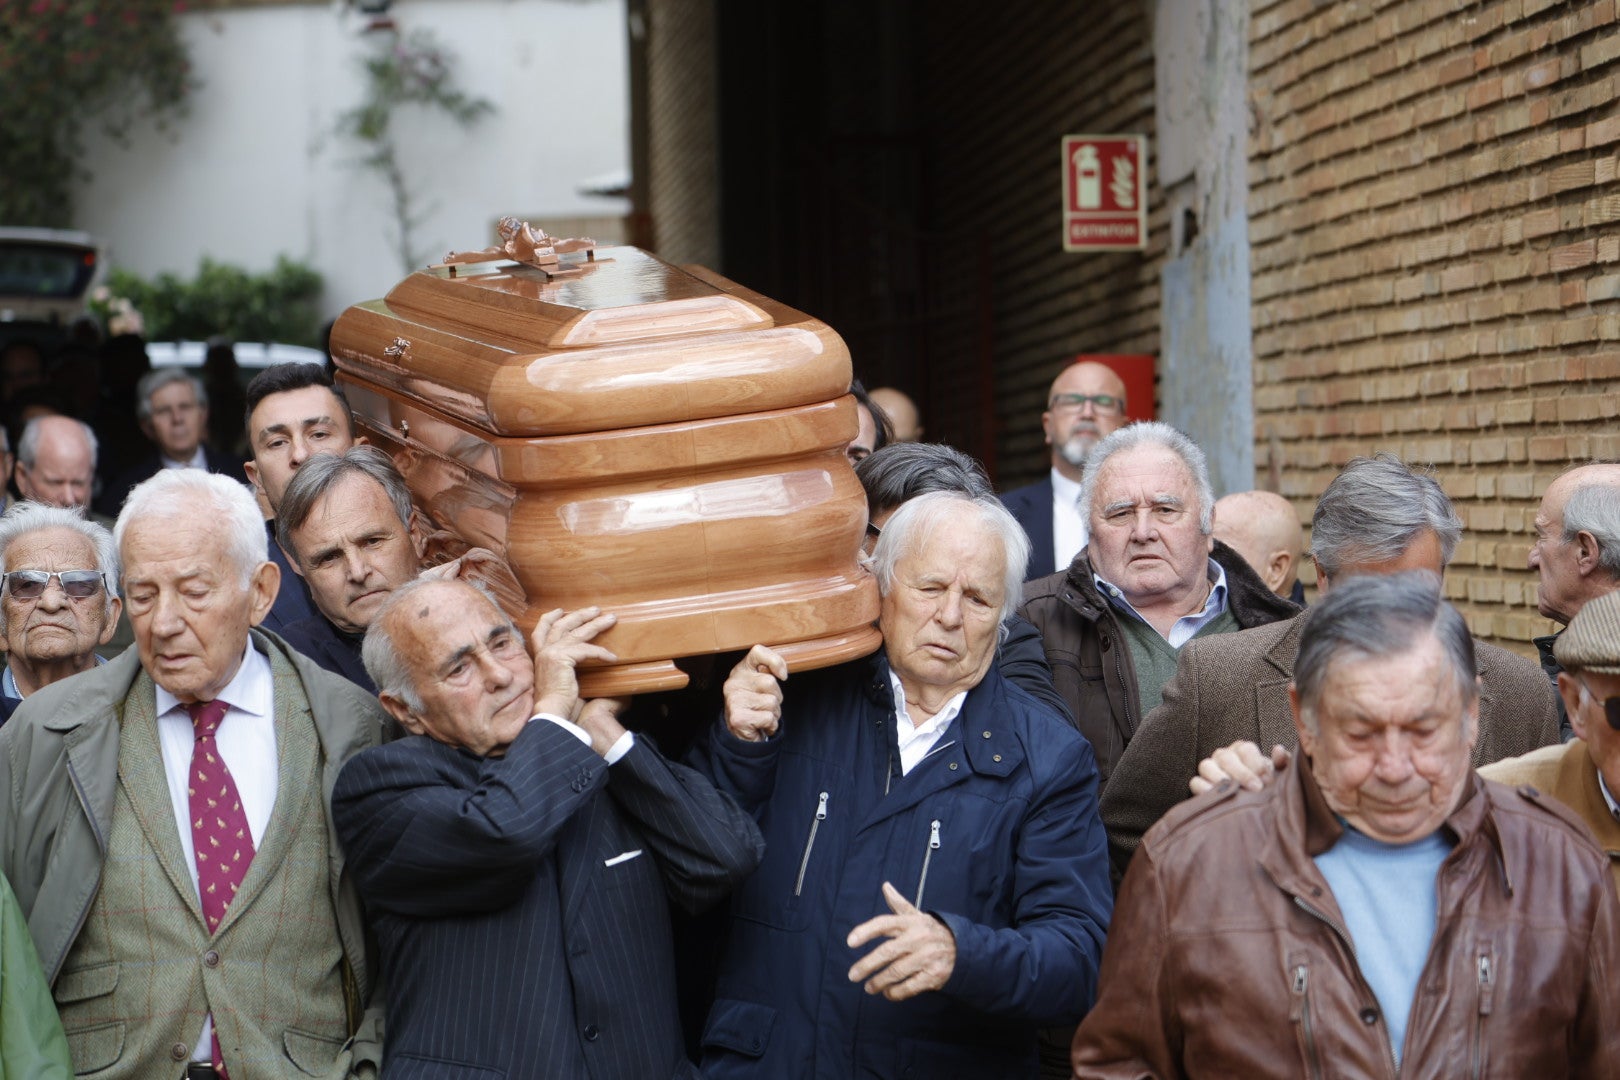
[1061,135,1147,251]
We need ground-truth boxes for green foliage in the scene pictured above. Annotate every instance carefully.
[101,256,325,346]
[0,0,194,226]
[335,29,495,272]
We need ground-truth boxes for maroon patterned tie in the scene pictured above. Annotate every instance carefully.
[187,699,255,1078]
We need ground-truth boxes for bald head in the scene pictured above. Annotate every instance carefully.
[1041,361,1128,481]
[1214,490,1303,597]
[869,388,922,442]
[15,415,97,510]
[1530,463,1620,624]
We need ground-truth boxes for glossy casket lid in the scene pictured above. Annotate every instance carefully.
[330,246,852,438]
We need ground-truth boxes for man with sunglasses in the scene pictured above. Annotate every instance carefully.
[1483,587,1620,893]
[0,502,121,725]
[1001,360,1130,579]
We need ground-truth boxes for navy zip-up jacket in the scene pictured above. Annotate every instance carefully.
[690,653,1112,1080]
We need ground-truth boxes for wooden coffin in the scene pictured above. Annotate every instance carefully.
[328,244,881,695]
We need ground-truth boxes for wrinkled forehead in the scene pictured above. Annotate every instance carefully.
[1095,446,1197,502]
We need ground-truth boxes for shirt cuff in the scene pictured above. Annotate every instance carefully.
[533,713,635,764]
[603,731,635,765]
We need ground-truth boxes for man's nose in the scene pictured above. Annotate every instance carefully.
[1130,508,1157,539]
[1371,731,1416,784]
[935,588,965,628]
[343,549,371,582]
[477,648,514,688]
[35,579,69,611]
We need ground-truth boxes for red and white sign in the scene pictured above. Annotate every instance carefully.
[1061,135,1147,251]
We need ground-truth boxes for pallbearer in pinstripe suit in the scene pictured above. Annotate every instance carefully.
[332,578,763,1080]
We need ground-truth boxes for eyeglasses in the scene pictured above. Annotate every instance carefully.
[1576,677,1620,733]
[1049,392,1124,415]
[3,570,107,600]
[866,521,883,541]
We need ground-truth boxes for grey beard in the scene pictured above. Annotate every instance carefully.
[1056,436,1094,469]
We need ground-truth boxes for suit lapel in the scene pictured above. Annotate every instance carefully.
[556,790,605,936]
[1257,616,1304,749]
[117,672,207,927]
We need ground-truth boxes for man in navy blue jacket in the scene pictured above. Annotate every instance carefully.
[333,579,764,1079]
[692,491,1112,1080]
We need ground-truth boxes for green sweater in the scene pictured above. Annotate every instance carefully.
[1116,607,1239,716]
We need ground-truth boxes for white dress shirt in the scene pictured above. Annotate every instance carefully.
[154,643,277,1063]
[889,671,964,775]
[161,446,209,471]
[1050,468,1089,575]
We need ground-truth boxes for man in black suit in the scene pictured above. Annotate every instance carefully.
[95,368,245,516]
[332,578,763,1080]
[1000,360,1129,579]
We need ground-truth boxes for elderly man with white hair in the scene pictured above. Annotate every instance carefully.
[0,503,122,724]
[0,469,388,1079]
[691,491,1111,1080]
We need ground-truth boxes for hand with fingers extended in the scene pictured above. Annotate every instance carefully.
[530,607,619,720]
[845,882,957,1001]
[723,644,788,742]
[1189,738,1293,795]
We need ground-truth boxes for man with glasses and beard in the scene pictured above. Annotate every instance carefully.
[0,503,121,724]
[1001,361,1130,580]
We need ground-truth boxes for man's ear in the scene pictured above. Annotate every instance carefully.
[378,690,424,735]
[243,459,263,496]
[1289,682,1315,758]
[1264,549,1293,595]
[245,560,281,627]
[97,595,123,646]
[1311,557,1331,595]
[1557,671,1589,742]
[407,510,428,561]
[1574,530,1604,578]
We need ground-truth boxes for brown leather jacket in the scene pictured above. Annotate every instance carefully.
[1072,759,1620,1079]
[1018,540,1298,787]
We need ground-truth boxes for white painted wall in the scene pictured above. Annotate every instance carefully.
[74,0,629,323]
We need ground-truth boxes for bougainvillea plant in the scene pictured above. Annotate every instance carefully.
[0,0,194,226]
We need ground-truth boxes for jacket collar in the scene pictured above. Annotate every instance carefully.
[1264,749,1507,889]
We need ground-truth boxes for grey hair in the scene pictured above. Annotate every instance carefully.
[856,442,995,515]
[362,577,512,714]
[0,501,120,612]
[1293,570,1476,733]
[17,416,98,470]
[135,368,208,422]
[1562,482,1620,579]
[1308,454,1461,578]
[870,490,1029,626]
[1080,421,1215,533]
[276,446,414,562]
[114,470,267,587]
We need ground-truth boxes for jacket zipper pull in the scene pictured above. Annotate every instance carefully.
[915,818,942,908]
[793,791,830,898]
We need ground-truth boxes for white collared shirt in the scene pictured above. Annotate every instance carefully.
[160,446,208,471]
[1600,770,1620,824]
[1050,468,1089,575]
[1094,558,1231,648]
[153,642,276,1063]
[889,671,964,775]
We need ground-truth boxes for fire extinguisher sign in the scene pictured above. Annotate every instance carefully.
[1061,135,1147,252]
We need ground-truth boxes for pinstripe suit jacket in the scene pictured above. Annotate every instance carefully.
[332,719,764,1080]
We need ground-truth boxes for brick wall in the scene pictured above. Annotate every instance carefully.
[920,1,1168,488]
[646,0,721,267]
[1249,0,1620,652]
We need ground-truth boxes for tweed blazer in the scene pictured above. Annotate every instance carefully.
[0,629,392,1075]
[1101,612,1562,872]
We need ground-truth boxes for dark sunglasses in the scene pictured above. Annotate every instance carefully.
[3,570,107,600]
[1576,676,1620,733]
